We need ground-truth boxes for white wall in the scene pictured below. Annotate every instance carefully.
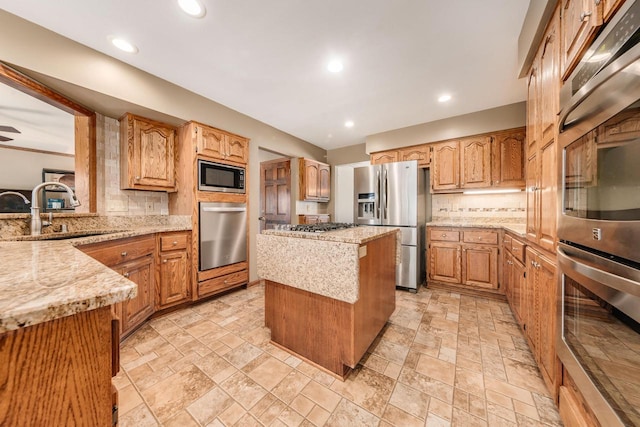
[0,147,74,190]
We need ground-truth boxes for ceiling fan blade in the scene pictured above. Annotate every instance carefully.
[0,125,20,133]
[0,135,14,142]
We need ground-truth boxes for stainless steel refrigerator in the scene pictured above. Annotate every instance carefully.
[354,160,427,291]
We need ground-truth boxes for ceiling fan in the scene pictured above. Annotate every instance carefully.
[0,125,20,142]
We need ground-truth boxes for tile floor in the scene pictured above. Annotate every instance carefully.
[114,284,563,426]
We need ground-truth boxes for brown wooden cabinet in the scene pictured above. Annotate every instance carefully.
[299,158,330,201]
[427,227,501,293]
[493,129,526,188]
[80,235,155,339]
[601,0,625,22]
[370,150,399,165]
[298,214,330,224]
[503,234,527,327]
[195,123,248,164]
[560,0,603,80]
[371,145,430,167]
[120,113,177,192]
[460,136,492,189]
[431,141,460,191]
[156,231,191,310]
[526,246,559,399]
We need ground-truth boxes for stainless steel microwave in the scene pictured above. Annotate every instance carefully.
[198,160,245,193]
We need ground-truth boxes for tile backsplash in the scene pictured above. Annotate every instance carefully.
[432,192,526,220]
[96,115,169,216]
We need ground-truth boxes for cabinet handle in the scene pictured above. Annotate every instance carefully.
[172,241,178,246]
[135,176,140,181]
[529,186,538,192]
[123,272,129,278]
[441,233,447,237]
[121,251,127,257]
[163,259,168,263]
[224,279,228,284]
[580,11,592,21]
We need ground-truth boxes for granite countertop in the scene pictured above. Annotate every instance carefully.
[257,226,400,304]
[0,224,191,333]
[426,220,526,238]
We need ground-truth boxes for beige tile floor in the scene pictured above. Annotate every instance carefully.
[115,284,563,426]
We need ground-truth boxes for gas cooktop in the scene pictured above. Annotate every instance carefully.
[289,222,360,233]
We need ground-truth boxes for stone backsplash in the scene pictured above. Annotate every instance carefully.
[432,192,526,220]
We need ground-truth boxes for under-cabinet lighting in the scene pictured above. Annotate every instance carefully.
[463,189,522,195]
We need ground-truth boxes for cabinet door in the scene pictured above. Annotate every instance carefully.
[540,11,560,145]
[561,0,602,79]
[525,247,539,354]
[602,0,624,22]
[461,245,499,289]
[399,146,430,167]
[565,131,597,186]
[512,257,527,326]
[527,65,539,154]
[197,125,227,160]
[526,154,538,244]
[158,250,191,309]
[428,242,461,284]
[370,151,398,165]
[318,163,331,200]
[121,114,176,191]
[538,139,557,253]
[119,255,154,336]
[537,254,558,395]
[303,161,319,200]
[431,141,460,191]
[504,251,514,306]
[493,130,525,188]
[460,136,492,188]
[597,106,640,144]
[226,135,248,164]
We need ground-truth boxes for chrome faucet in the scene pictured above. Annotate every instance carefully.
[0,191,31,206]
[30,182,80,236]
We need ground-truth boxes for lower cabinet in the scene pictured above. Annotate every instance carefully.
[197,262,248,298]
[298,214,330,224]
[156,231,192,310]
[427,227,500,292]
[115,255,155,337]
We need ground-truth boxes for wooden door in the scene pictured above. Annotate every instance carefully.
[526,64,539,154]
[431,141,460,191]
[561,0,602,79]
[260,159,291,231]
[493,130,525,188]
[370,151,398,165]
[428,242,461,284]
[158,250,190,308]
[602,0,624,21]
[526,154,538,243]
[537,254,558,396]
[460,136,492,188]
[226,135,248,164]
[197,125,226,160]
[133,118,176,189]
[303,160,320,200]
[318,163,331,200]
[538,139,557,253]
[119,255,154,336]
[540,10,560,146]
[461,245,499,289]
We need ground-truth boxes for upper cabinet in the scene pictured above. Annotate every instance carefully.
[370,145,430,167]
[602,0,625,21]
[430,128,526,193]
[299,158,330,202]
[370,151,399,165]
[560,0,603,80]
[120,113,177,192]
[195,123,248,165]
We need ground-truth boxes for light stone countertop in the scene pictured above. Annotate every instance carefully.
[427,220,526,238]
[257,226,400,304]
[0,224,191,333]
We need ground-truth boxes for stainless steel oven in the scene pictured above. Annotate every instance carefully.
[557,1,640,425]
[199,202,247,271]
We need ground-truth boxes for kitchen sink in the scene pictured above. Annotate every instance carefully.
[12,230,127,241]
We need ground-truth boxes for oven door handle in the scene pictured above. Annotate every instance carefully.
[202,207,246,212]
[557,246,640,298]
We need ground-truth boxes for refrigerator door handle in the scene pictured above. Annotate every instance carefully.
[384,168,389,221]
[376,170,381,219]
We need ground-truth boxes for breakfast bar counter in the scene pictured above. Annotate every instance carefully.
[257,225,400,379]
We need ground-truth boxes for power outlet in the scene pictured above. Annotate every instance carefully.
[145,201,154,212]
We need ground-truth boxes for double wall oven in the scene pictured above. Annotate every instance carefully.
[558,1,640,425]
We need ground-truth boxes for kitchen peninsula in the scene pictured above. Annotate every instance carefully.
[256,224,399,379]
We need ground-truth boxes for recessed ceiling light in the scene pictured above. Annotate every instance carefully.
[345,120,354,128]
[438,94,452,103]
[327,60,344,73]
[178,0,206,17]
[110,37,138,53]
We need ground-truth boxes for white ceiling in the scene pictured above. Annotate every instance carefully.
[0,1,530,150]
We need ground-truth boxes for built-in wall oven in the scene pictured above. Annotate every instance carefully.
[557,1,640,425]
[199,202,247,271]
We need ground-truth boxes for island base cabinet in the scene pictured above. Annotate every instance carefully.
[0,307,113,426]
[264,233,396,379]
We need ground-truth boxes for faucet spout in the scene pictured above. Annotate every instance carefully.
[0,191,30,205]
[30,182,81,236]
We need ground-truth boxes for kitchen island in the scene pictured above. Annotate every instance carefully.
[256,225,399,379]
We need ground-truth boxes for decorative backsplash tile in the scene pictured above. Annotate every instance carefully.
[432,193,526,219]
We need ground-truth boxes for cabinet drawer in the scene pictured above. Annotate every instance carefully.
[430,230,460,242]
[511,238,526,263]
[463,230,498,245]
[198,269,248,297]
[160,233,189,251]
[81,235,155,267]
[504,235,512,252]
